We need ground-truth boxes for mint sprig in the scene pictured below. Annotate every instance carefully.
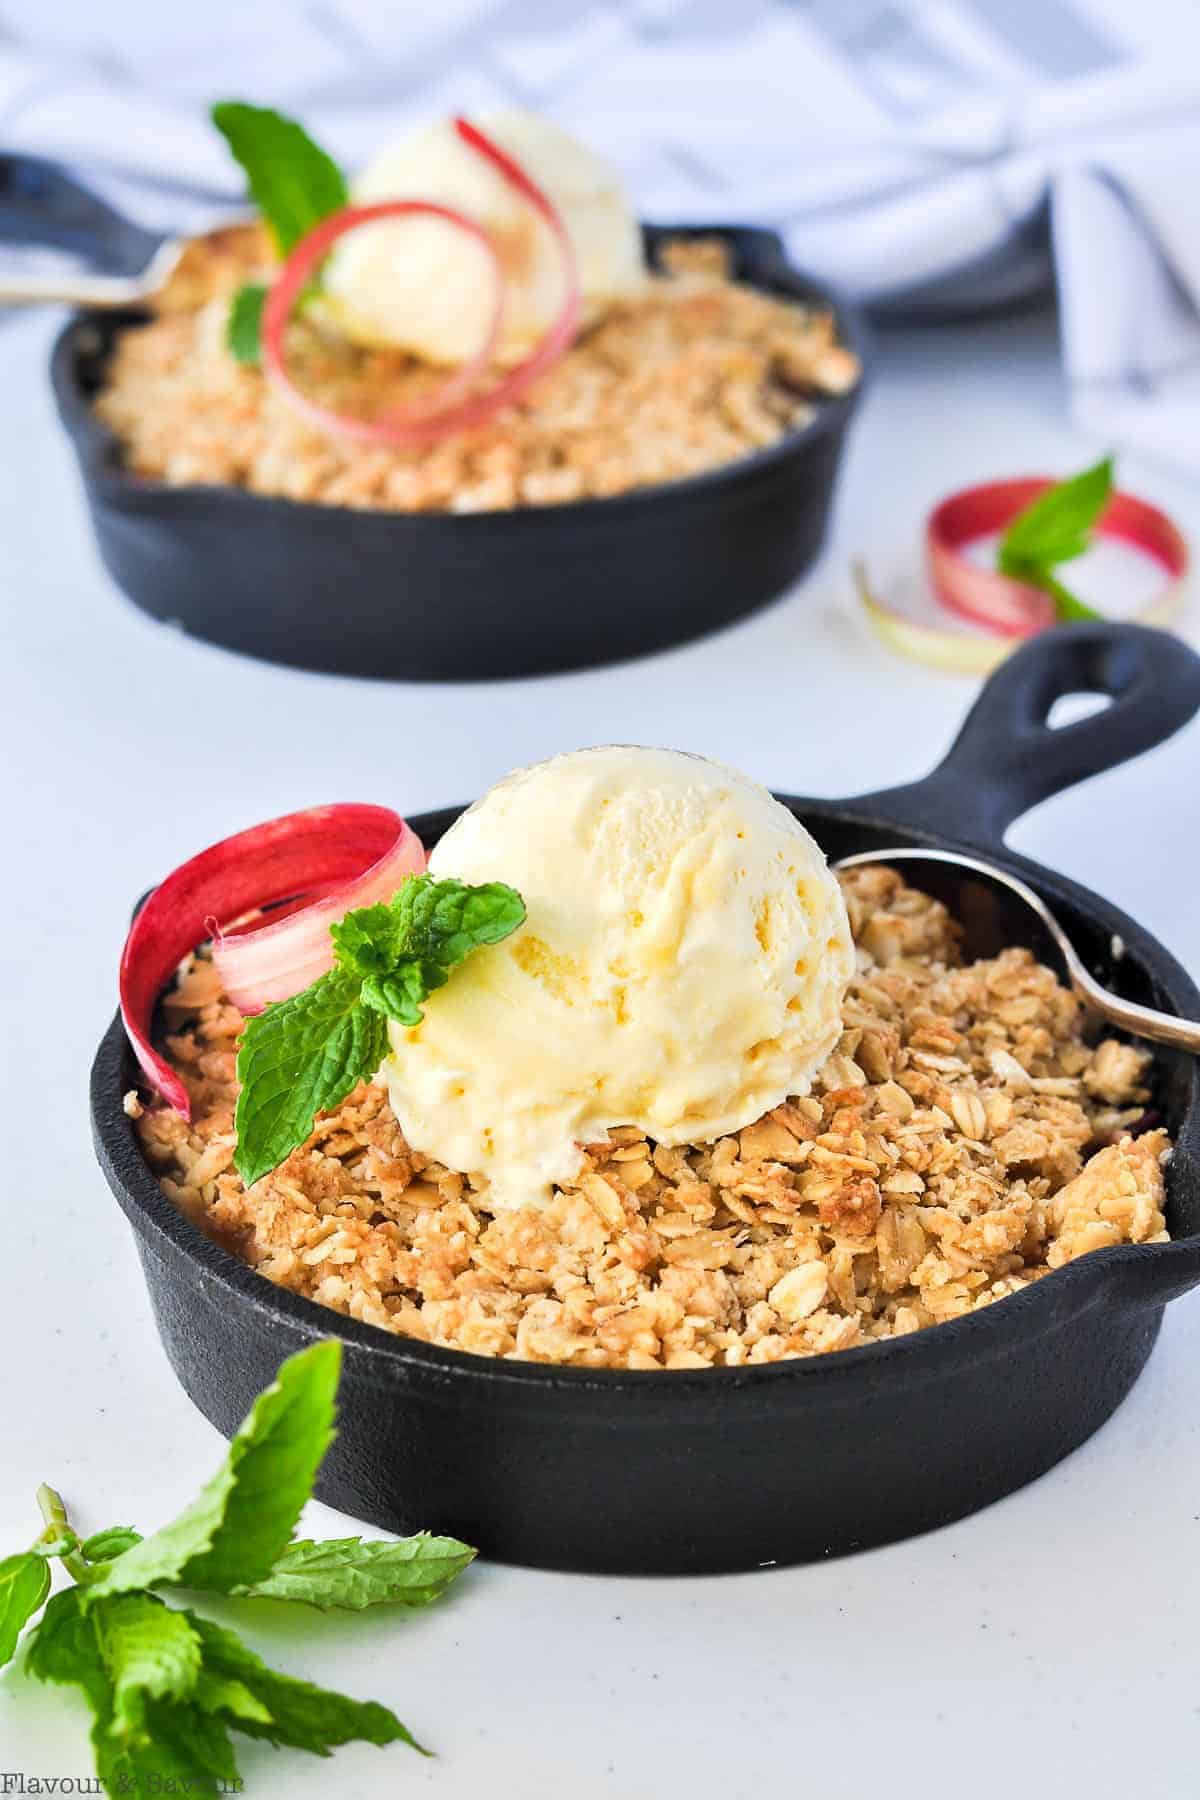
[234,874,525,1187]
[211,100,348,366]
[3,1343,474,1791]
[86,1339,341,1598]
[996,455,1112,623]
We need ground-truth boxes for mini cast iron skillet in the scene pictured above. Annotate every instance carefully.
[11,150,868,681]
[92,624,1200,1575]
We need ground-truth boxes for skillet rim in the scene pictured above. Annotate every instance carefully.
[51,220,869,530]
[90,793,1200,1402]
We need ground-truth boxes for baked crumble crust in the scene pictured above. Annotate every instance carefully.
[133,866,1169,1369]
[92,226,857,513]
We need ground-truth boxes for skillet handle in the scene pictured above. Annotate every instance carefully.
[854,623,1200,847]
[1108,1240,1200,1310]
[0,153,165,299]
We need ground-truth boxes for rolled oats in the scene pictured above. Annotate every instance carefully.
[769,1262,829,1322]
[134,866,1170,1369]
[95,227,858,514]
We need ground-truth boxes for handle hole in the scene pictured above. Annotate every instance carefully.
[1047,691,1113,730]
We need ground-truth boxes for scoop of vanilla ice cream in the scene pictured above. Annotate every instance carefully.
[322,110,645,366]
[379,747,854,1211]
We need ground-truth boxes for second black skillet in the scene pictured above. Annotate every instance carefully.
[0,151,869,680]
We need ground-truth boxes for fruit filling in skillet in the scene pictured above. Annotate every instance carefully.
[92,104,858,512]
[121,749,1170,1371]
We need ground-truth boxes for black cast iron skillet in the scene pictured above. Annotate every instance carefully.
[91,624,1200,1575]
[7,150,867,682]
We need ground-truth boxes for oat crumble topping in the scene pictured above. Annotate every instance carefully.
[133,866,1169,1369]
[93,228,857,513]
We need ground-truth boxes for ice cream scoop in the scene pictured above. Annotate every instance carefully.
[322,110,645,366]
[379,747,854,1210]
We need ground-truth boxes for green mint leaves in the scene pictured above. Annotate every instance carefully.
[4,1342,474,1791]
[233,972,389,1191]
[0,1555,51,1665]
[86,1339,341,1599]
[100,1592,204,1738]
[212,102,348,257]
[181,1612,424,1755]
[227,280,268,365]
[996,456,1113,623]
[234,1533,477,1610]
[338,875,527,1026]
[234,874,525,1187]
[212,100,347,366]
[80,1528,142,1564]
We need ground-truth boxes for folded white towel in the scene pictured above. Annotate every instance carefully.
[1,0,1198,472]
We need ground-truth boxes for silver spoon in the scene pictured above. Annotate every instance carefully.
[0,235,192,309]
[834,846,1200,1055]
[0,153,247,308]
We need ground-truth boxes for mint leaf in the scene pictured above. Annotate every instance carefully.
[233,1532,475,1610]
[234,970,387,1187]
[27,1587,111,1716]
[93,1592,202,1738]
[81,1527,142,1564]
[227,281,267,365]
[211,101,347,256]
[354,875,526,1027]
[235,876,524,1181]
[395,875,527,966]
[330,901,406,977]
[87,1342,341,1600]
[0,1552,50,1667]
[998,457,1113,569]
[96,1697,241,1797]
[29,1590,237,1796]
[193,1665,273,1725]
[331,877,525,986]
[1027,566,1101,624]
[1000,554,1101,625]
[360,960,448,1027]
[996,457,1112,623]
[186,1611,424,1756]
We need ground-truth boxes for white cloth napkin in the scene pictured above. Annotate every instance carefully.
[1,0,1198,473]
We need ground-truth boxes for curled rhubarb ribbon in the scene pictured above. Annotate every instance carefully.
[861,477,1188,672]
[262,115,582,446]
[120,805,425,1116]
[927,478,1188,637]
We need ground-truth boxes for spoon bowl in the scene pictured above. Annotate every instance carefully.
[834,846,1200,1056]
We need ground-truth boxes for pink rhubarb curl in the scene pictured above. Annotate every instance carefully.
[261,115,582,446]
[120,804,426,1116]
[926,478,1189,638]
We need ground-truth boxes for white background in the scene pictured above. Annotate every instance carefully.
[2,296,1200,1798]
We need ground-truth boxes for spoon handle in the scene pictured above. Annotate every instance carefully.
[835,846,1200,1058]
[1067,965,1200,1055]
[0,153,174,306]
[0,269,157,305]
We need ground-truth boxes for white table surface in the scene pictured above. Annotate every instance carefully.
[3,298,1199,1800]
